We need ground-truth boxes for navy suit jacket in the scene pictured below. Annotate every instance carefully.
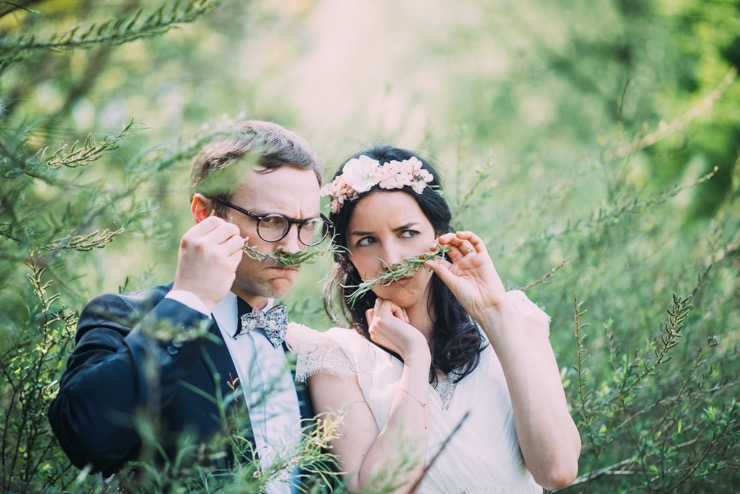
[48,285,312,477]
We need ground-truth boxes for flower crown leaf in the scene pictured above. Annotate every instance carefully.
[321,155,434,213]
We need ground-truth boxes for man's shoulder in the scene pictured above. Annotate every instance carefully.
[117,284,173,307]
[85,284,172,311]
[78,284,174,330]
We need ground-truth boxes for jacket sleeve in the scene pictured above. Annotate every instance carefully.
[48,289,211,475]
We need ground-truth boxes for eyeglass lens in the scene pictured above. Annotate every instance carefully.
[258,215,326,246]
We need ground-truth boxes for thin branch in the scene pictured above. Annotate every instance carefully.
[406,411,471,493]
[520,258,569,291]
[0,0,224,74]
[567,457,636,487]
[509,167,718,255]
[0,0,41,18]
[606,67,737,160]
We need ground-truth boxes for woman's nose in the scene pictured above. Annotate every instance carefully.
[379,243,404,266]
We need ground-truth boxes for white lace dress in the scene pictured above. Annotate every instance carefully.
[286,290,549,494]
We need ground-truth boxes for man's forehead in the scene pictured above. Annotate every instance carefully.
[231,166,321,215]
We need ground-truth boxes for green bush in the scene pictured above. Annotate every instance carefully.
[1,1,736,493]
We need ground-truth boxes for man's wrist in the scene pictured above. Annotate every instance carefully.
[166,290,212,316]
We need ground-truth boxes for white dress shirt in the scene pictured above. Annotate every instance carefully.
[167,290,301,494]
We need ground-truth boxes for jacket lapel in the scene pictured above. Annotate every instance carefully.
[200,320,255,448]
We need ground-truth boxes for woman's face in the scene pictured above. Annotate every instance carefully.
[346,191,437,310]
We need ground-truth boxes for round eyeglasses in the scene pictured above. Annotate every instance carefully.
[213,197,332,246]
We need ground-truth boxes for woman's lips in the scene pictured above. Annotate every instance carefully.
[386,277,412,288]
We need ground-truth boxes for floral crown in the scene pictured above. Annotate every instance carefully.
[321,155,434,213]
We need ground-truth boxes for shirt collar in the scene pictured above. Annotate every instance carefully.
[212,291,275,338]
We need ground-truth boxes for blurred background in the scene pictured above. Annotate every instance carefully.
[1,0,737,491]
[3,0,737,294]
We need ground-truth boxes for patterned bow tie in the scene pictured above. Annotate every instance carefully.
[237,304,288,348]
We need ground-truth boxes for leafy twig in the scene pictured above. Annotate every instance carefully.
[242,244,323,269]
[344,244,451,307]
[45,226,125,252]
[0,1,225,74]
[42,120,135,169]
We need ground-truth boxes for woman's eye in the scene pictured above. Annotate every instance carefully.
[357,237,375,246]
[400,230,419,238]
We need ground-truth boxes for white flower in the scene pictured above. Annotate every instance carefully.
[407,156,424,173]
[410,180,427,194]
[340,155,381,193]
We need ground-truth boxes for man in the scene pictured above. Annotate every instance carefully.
[49,121,328,492]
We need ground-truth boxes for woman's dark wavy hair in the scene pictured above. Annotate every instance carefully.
[323,145,486,384]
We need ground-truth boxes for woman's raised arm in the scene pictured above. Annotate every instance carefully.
[427,231,581,490]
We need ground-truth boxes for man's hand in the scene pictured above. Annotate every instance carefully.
[172,216,245,313]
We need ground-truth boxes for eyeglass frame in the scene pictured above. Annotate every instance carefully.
[212,197,333,246]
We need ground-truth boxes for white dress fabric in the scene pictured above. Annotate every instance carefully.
[286,290,549,494]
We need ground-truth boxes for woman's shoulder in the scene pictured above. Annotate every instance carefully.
[324,325,371,347]
[286,323,367,351]
[286,323,373,382]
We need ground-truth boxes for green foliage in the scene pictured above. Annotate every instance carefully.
[0,2,341,492]
[1,0,737,493]
[1,261,78,491]
[0,0,224,75]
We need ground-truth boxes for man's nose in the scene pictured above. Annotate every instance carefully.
[277,224,303,254]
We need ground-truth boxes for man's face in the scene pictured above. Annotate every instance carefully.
[224,166,321,308]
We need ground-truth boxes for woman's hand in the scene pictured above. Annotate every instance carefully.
[366,298,430,363]
[425,231,507,324]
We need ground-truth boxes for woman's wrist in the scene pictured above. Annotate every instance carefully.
[477,300,523,340]
[403,347,432,368]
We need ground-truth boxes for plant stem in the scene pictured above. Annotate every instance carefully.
[242,243,324,269]
[344,245,451,307]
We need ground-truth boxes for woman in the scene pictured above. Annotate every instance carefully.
[287,146,580,493]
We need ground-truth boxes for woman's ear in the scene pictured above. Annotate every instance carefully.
[191,193,213,223]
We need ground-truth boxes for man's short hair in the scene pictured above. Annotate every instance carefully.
[190,120,324,210]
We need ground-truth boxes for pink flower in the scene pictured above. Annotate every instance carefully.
[340,155,381,193]
[321,155,434,213]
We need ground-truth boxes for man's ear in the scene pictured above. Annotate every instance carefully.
[191,193,213,223]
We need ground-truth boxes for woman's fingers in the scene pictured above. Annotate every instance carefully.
[386,300,409,323]
[365,308,375,327]
[424,256,456,289]
[436,231,488,260]
[368,298,427,358]
[455,231,489,257]
[374,298,406,323]
[436,234,471,263]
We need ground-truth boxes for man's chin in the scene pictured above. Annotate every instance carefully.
[264,277,297,298]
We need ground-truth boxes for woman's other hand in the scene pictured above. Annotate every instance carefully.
[366,298,430,363]
[426,231,507,324]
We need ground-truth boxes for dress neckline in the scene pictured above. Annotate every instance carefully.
[430,374,459,411]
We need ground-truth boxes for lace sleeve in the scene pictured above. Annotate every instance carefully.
[506,290,551,337]
[285,323,358,382]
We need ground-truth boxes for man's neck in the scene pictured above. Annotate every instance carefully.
[232,290,269,311]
